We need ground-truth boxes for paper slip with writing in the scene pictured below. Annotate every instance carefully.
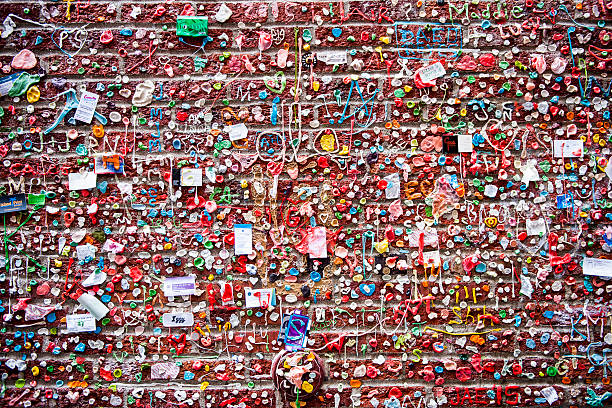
[74,91,99,124]
[244,287,276,308]
[234,224,253,255]
[553,139,583,158]
[225,123,248,141]
[458,134,473,152]
[583,257,612,278]
[163,276,196,297]
[66,313,96,333]
[418,61,446,82]
[162,312,194,327]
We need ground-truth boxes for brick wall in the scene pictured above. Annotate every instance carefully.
[0,1,611,407]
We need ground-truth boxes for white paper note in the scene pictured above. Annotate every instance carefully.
[384,173,400,199]
[422,250,441,267]
[162,312,194,327]
[540,386,559,405]
[553,139,584,158]
[225,123,248,141]
[76,243,96,261]
[317,50,348,65]
[163,276,196,297]
[583,257,612,278]
[526,218,546,236]
[180,168,203,186]
[74,91,99,124]
[458,134,473,152]
[66,313,96,333]
[234,224,253,255]
[69,172,97,190]
[309,226,327,258]
[82,270,107,287]
[418,61,447,82]
[244,287,276,308]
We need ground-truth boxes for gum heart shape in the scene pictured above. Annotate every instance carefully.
[99,368,114,381]
[186,196,205,210]
[286,165,299,179]
[11,49,37,70]
[36,282,50,296]
[114,255,127,265]
[263,71,286,94]
[331,28,342,37]
[267,161,283,176]
[359,283,375,296]
[484,217,498,228]
[407,298,423,315]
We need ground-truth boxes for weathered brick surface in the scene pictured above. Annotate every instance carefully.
[0,0,610,407]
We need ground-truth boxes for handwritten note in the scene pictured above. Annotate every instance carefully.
[418,61,447,82]
[162,312,194,327]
